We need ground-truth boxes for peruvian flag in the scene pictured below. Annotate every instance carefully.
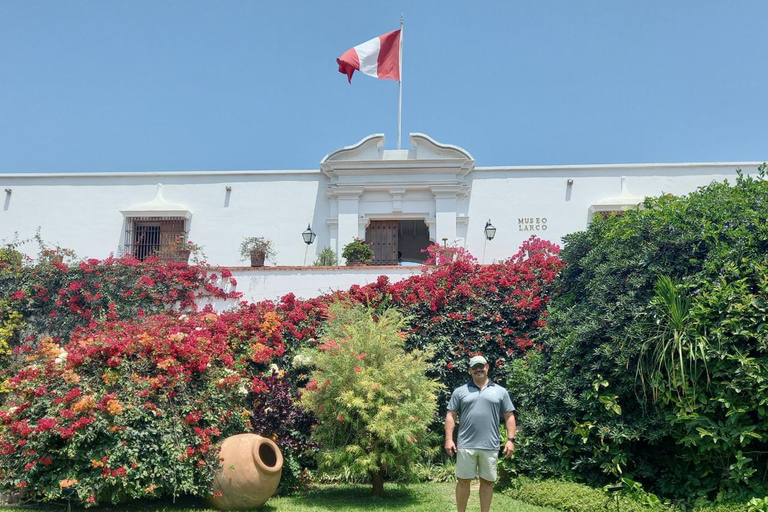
[337,29,401,83]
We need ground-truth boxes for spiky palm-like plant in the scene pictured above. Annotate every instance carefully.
[638,275,708,402]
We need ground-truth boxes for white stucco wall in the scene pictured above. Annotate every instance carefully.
[1,134,763,276]
[201,265,423,310]
[466,163,762,262]
[0,170,327,266]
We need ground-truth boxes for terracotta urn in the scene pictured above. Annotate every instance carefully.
[209,434,283,510]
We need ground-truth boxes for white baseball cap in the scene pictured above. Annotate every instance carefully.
[469,355,488,367]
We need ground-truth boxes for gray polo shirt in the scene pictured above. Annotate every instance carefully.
[447,380,515,450]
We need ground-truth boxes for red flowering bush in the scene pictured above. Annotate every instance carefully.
[0,306,287,506]
[0,254,240,385]
[0,236,563,504]
[1,254,240,349]
[340,236,564,408]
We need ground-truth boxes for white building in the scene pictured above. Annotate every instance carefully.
[0,133,762,301]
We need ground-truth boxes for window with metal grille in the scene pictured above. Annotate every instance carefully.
[124,217,187,260]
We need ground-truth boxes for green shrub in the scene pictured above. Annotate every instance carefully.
[299,302,441,496]
[341,238,374,264]
[313,247,338,266]
[505,478,666,512]
[506,478,754,512]
[511,166,768,499]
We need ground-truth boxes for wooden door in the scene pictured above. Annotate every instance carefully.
[366,221,398,265]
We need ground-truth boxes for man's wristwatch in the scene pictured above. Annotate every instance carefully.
[507,438,515,443]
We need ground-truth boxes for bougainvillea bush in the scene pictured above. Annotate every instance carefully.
[341,236,564,409]
[241,238,563,489]
[0,306,288,506]
[0,253,240,374]
[0,236,563,505]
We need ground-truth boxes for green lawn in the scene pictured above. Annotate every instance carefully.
[0,482,561,512]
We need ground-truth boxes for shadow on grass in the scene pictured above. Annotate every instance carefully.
[279,484,425,511]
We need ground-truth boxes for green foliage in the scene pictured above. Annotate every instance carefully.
[505,478,666,512]
[748,497,768,512]
[505,478,753,512]
[341,238,374,264]
[637,275,707,401]
[313,247,339,266]
[0,246,26,373]
[511,166,768,499]
[300,303,441,496]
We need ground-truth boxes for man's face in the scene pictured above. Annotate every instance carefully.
[469,363,488,379]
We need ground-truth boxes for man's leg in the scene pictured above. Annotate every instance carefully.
[478,478,494,512]
[454,449,477,512]
[456,478,471,512]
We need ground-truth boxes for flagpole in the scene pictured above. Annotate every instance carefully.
[397,14,403,150]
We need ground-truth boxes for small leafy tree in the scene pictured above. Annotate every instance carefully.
[313,247,338,266]
[300,302,441,497]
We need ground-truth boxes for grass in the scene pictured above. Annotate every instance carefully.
[0,482,561,512]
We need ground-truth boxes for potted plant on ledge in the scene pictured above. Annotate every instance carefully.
[240,236,276,267]
[341,237,374,266]
[160,236,206,264]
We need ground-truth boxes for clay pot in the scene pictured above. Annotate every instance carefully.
[250,250,266,267]
[209,434,283,510]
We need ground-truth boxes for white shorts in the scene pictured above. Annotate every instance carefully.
[456,448,499,482]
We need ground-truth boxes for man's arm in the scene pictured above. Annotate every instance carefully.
[502,411,517,458]
[445,410,458,456]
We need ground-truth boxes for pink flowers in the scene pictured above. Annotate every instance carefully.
[184,411,202,425]
[36,418,56,432]
[10,420,32,438]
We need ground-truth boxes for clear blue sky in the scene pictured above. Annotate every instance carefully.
[1,1,766,173]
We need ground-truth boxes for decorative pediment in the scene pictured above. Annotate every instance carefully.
[320,133,475,182]
[120,183,193,219]
[589,177,643,218]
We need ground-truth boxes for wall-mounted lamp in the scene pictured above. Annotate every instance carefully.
[567,179,574,185]
[484,219,497,241]
[301,224,316,266]
[301,224,316,245]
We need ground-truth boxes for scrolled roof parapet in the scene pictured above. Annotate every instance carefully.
[409,133,475,161]
[320,134,386,164]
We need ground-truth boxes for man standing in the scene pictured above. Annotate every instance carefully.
[445,355,516,512]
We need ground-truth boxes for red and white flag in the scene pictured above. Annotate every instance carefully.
[337,29,401,83]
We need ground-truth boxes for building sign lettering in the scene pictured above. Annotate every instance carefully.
[518,217,548,232]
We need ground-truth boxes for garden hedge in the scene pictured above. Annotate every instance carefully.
[507,166,768,500]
